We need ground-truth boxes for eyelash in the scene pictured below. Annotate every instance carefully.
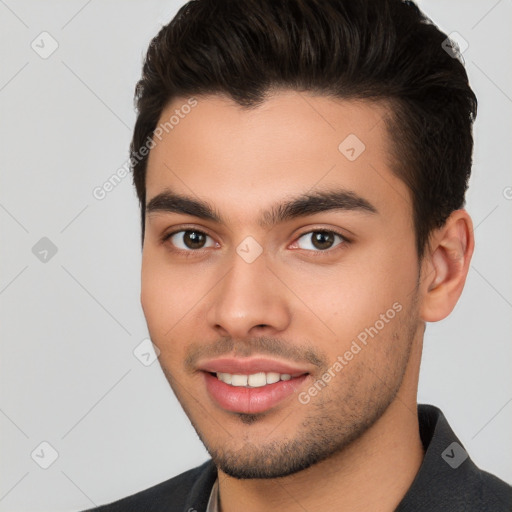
[160,227,351,258]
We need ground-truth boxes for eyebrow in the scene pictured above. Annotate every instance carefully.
[146,187,378,228]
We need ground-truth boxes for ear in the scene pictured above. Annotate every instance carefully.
[419,209,475,322]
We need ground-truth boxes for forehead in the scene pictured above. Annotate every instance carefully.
[145,91,411,225]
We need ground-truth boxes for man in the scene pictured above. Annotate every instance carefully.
[87,0,512,510]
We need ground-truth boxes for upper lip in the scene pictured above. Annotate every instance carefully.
[198,357,310,376]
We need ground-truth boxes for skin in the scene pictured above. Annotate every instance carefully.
[140,90,474,512]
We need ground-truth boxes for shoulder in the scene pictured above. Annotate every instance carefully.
[82,459,217,512]
[397,404,512,511]
[471,467,512,511]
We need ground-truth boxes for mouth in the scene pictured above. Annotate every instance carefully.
[199,358,311,414]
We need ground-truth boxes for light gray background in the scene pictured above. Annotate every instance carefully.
[1,1,511,510]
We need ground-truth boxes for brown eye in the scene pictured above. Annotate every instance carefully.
[168,230,215,250]
[296,231,345,251]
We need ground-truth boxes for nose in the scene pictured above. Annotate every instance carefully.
[206,250,292,339]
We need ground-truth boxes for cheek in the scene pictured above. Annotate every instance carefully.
[140,250,186,337]
[279,249,413,347]
[140,250,215,341]
[140,263,188,370]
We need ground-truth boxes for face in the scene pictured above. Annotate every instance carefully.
[141,90,423,478]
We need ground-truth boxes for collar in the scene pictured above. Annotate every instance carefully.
[205,478,219,512]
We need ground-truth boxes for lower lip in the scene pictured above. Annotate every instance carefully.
[203,372,308,414]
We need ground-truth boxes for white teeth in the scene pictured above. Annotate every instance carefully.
[216,371,298,387]
[231,374,248,386]
[247,372,266,387]
[217,372,232,384]
[266,372,280,384]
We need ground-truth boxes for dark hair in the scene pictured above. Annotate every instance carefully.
[131,0,477,258]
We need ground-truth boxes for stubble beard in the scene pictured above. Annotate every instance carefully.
[162,294,419,480]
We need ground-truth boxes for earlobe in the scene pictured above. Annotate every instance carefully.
[420,210,474,322]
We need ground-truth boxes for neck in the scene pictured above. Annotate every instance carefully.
[217,340,424,512]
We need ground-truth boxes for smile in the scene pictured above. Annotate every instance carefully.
[203,370,309,414]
